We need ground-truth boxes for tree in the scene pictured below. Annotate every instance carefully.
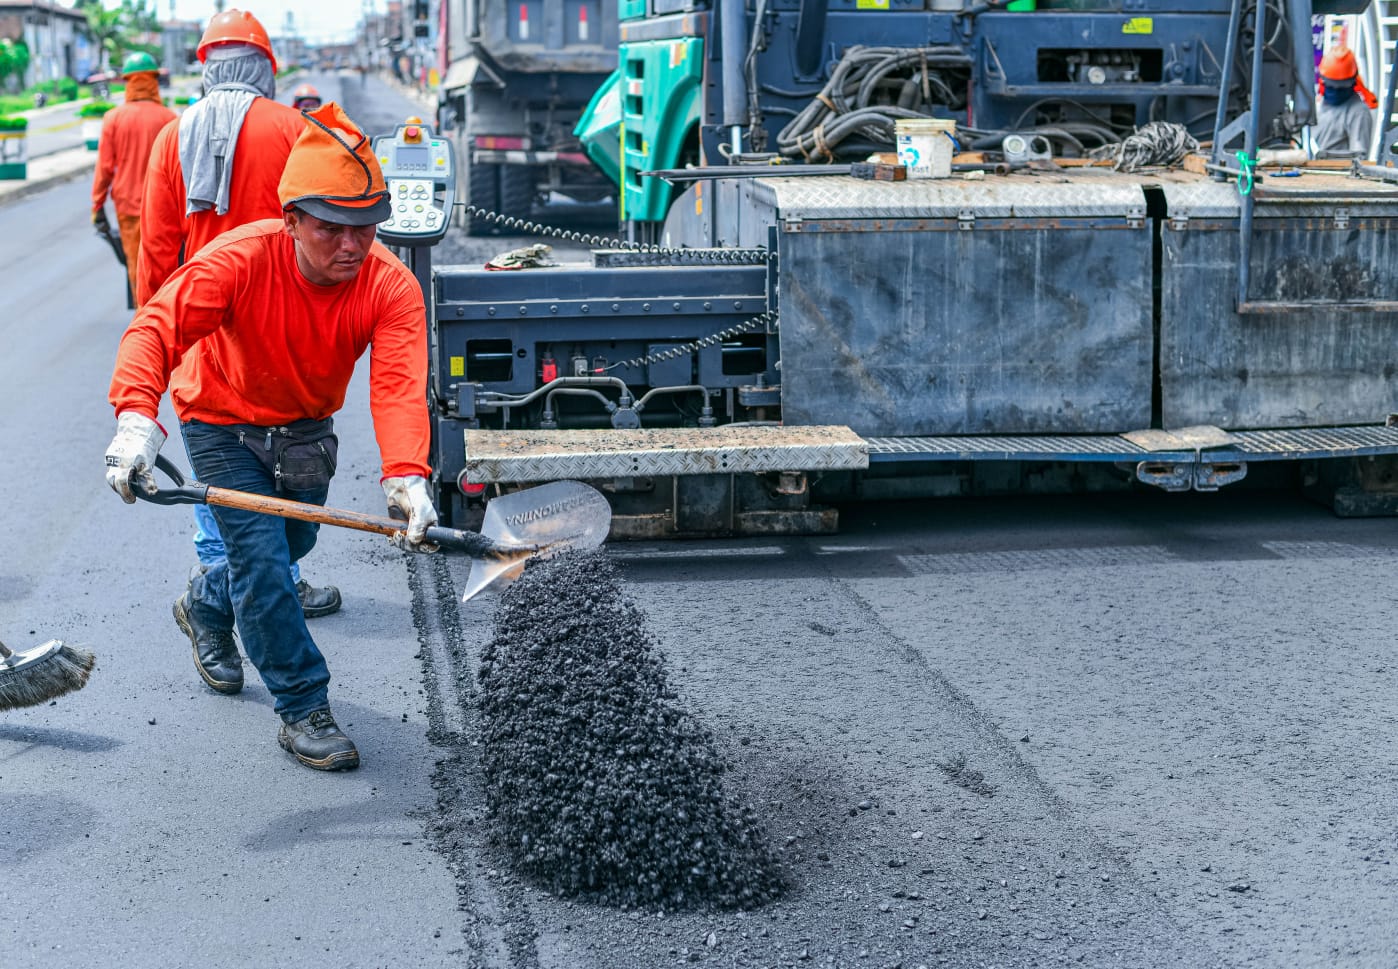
[76,0,163,74]
[0,39,30,92]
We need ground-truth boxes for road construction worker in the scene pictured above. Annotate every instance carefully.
[137,8,341,619]
[291,82,321,112]
[1315,47,1377,157]
[90,52,176,297]
[105,103,437,771]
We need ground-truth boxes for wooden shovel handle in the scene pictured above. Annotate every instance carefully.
[205,486,404,538]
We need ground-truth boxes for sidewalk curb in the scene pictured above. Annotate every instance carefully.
[0,151,96,208]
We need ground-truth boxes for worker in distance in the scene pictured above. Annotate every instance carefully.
[90,52,176,298]
[105,103,439,772]
[1314,46,1376,158]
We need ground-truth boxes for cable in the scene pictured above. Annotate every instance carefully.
[774,45,972,161]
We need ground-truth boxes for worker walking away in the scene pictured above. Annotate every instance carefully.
[105,103,438,771]
[291,83,322,112]
[1315,46,1377,158]
[91,52,176,298]
[138,7,341,619]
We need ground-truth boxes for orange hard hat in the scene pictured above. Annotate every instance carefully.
[198,9,277,73]
[279,102,390,226]
[1319,47,1359,81]
[293,83,320,100]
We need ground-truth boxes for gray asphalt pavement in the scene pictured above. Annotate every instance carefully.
[4,72,1398,969]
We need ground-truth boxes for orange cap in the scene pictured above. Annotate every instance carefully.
[1319,47,1359,81]
[278,102,390,226]
[293,83,320,100]
[198,9,277,73]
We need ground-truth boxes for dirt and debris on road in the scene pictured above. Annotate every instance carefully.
[417,530,1232,969]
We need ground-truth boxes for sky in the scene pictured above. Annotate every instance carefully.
[102,0,378,45]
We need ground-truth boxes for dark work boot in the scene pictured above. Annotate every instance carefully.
[278,708,359,771]
[173,594,243,695]
[296,579,342,619]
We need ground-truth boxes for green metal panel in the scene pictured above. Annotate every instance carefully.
[618,37,703,223]
[575,69,623,186]
[618,0,646,20]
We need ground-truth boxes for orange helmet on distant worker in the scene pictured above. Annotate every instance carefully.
[1319,47,1359,81]
[291,83,322,111]
[197,8,277,73]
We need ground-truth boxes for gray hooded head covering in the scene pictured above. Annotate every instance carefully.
[177,43,277,216]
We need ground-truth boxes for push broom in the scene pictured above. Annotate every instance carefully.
[0,637,96,711]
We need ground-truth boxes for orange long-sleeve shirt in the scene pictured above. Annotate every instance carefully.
[91,97,176,217]
[136,97,305,305]
[110,219,431,481]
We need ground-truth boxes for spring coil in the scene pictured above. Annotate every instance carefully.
[455,203,772,265]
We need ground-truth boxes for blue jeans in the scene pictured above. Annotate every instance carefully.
[192,505,301,584]
[181,420,331,721]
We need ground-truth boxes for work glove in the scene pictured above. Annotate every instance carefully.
[104,412,166,503]
[92,208,111,235]
[382,475,439,552]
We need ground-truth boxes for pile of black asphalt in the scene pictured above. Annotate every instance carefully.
[476,549,784,910]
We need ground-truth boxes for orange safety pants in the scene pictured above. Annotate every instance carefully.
[117,212,141,300]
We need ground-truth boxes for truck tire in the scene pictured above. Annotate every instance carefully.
[498,165,538,223]
[464,159,501,236]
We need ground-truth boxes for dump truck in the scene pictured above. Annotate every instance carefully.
[415,0,1398,536]
[437,0,619,233]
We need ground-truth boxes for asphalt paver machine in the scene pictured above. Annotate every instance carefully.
[413,0,1398,537]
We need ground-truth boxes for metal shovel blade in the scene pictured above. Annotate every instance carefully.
[460,480,612,602]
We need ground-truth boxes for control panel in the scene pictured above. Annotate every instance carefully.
[372,120,455,247]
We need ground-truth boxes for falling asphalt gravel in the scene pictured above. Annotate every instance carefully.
[476,550,783,910]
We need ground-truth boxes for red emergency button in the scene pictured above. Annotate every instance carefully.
[404,125,421,143]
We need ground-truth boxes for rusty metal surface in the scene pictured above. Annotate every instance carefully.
[1122,426,1241,452]
[463,425,869,482]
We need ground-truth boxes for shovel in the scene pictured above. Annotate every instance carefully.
[136,456,611,600]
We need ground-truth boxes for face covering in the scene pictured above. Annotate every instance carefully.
[1323,83,1356,107]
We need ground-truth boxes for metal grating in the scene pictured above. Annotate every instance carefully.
[865,435,1160,463]
[1228,425,1398,459]
[866,425,1398,464]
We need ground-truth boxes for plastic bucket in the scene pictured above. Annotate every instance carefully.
[895,118,956,179]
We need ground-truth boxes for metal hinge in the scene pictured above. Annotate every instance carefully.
[1136,459,1248,492]
[1333,208,1350,230]
[957,209,975,231]
[1170,213,1189,231]
[1126,205,1146,228]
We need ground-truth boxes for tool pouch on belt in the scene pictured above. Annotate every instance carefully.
[237,418,338,493]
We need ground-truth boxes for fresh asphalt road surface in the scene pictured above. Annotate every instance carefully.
[4,75,1398,969]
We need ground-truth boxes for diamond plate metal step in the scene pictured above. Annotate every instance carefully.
[463,426,869,483]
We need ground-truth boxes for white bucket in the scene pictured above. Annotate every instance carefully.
[895,118,956,179]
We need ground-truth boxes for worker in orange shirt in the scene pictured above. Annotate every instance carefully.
[138,8,341,620]
[90,52,176,297]
[105,103,437,771]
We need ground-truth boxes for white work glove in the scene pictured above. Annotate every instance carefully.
[104,412,167,503]
[382,475,439,552]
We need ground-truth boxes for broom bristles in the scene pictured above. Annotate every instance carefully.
[0,641,97,711]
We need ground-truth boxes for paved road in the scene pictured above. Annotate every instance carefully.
[4,73,1398,969]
